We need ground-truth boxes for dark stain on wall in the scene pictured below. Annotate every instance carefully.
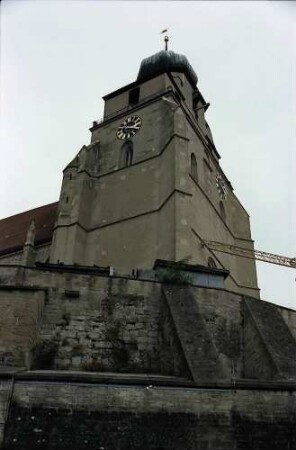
[4,405,296,450]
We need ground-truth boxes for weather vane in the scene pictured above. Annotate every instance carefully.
[161,29,169,51]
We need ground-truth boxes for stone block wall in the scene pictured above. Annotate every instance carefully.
[0,288,45,367]
[40,278,165,373]
[189,287,243,379]
[2,379,295,450]
[243,300,277,380]
[159,286,192,378]
[280,306,296,341]
[0,245,51,266]
[0,380,11,447]
[0,266,295,383]
[243,297,296,380]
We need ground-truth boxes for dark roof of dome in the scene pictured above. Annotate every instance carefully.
[137,50,198,87]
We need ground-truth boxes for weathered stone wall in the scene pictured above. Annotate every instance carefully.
[280,306,296,341]
[2,378,295,450]
[0,253,22,266]
[189,287,244,379]
[0,268,186,376]
[159,287,192,378]
[243,297,296,380]
[243,300,277,380]
[0,288,45,367]
[40,279,167,373]
[0,266,295,382]
[0,380,11,448]
[0,245,51,267]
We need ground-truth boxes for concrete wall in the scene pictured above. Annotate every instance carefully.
[2,379,295,450]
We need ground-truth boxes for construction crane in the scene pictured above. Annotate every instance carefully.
[202,240,296,269]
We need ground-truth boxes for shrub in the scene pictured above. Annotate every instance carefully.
[157,268,191,285]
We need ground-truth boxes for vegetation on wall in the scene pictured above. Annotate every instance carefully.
[157,268,191,285]
[156,258,192,285]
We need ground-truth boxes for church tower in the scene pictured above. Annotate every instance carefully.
[50,47,259,298]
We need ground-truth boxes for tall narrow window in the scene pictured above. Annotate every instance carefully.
[120,141,133,168]
[190,153,198,181]
[129,87,140,106]
[208,257,217,269]
[125,146,133,166]
[219,201,226,222]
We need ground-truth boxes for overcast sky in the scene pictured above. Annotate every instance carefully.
[1,1,295,309]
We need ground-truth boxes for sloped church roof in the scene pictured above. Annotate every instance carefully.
[0,203,57,256]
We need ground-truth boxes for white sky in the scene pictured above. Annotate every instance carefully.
[1,1,295,309]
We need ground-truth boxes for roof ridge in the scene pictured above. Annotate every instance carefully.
[0,201,58,222]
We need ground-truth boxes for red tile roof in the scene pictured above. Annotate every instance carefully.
[0,202,58,256]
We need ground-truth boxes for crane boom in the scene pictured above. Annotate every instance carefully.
[203,240,296,269]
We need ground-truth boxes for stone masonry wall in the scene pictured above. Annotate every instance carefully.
[2,379,295,450]
[0,380,11,448]
[159,286,192,379]
[0,245,51,266]
[0,289,45,368]
[190,287,243,379]
[40,278,167,373]
[0,266,295,382]
[243,300,277,380]
[280,306,296,341]
[243,297,296,380]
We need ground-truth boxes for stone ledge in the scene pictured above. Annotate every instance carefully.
[0,370,295,390]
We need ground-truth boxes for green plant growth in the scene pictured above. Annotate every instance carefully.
[157,267,192,285]
[157,257,193,285]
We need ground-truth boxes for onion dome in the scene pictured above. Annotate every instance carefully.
[137,50,198,87]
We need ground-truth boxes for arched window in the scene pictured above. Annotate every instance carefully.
[219,201,226,221]
[190,153,198,181]
[120,141,133,168]
[208,257,217,269]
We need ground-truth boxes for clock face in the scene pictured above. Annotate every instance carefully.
[116,115,142,140]
[216,173,227,200]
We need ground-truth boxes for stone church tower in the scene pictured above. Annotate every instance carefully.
[0,47,295,450]
[50,49,259,298]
